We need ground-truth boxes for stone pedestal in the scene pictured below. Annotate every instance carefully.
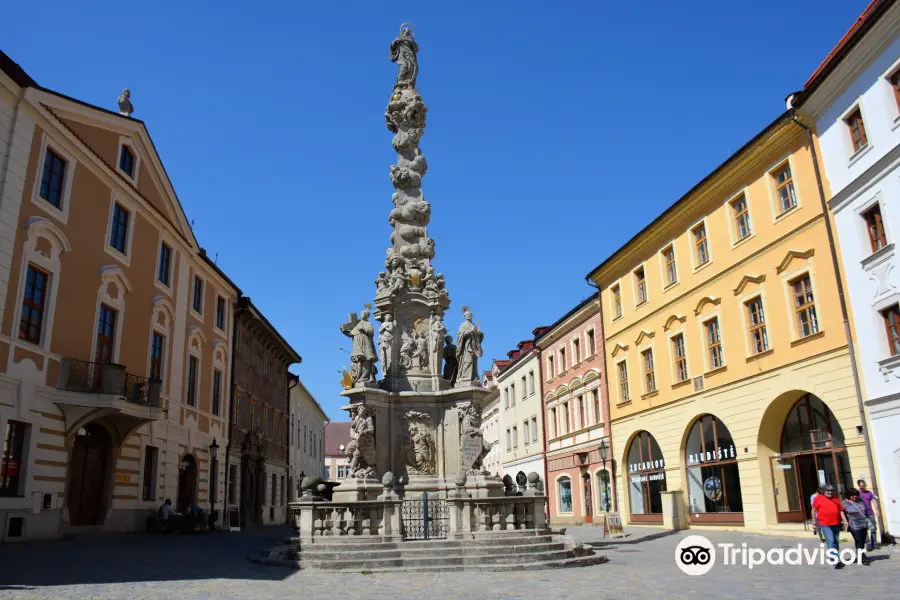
[661,490,688,530]
[340,384,503,498]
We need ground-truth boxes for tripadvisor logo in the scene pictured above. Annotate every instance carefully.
[675,535,716,576]
[674,534,865,575]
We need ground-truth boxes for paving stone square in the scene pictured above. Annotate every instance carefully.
[0,525,897,600]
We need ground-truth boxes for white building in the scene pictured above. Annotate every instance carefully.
[792,0,900,535]
[480,368,501,476]
[288,375,327,499]
[324,422,350,481]
[497,340,545,482]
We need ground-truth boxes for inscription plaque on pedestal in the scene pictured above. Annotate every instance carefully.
[460,433,483,472]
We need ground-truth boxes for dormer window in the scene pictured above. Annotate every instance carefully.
[119,145,135,178]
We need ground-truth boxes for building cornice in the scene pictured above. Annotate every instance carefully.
[586,116,799,285]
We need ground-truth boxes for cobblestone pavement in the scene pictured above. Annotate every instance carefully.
[0,525,897,600]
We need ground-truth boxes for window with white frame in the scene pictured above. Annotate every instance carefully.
[510,383,516,406]
[617,361,630,402]
[863,203,888,253]
[530,417,538,443]
[772,161,797,214]
[641,348,656,393]
[662,245,677,286]
[672,334,688,383]
[791,275,819,337]
[692,222,709,266]
[731,194,752,241]
[523,420,529,445]
[611,285,623,318]
[505,428,511,451]
[705,318,724,370]
[528,371,535,395]
[634,267,647,305]
[746,297,769,354]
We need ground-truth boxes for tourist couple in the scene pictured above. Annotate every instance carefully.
[811,481,879,569]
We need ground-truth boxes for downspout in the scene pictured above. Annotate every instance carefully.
[536,342,549,522]
[792,115,884,534]
[586,280,616,512]
[287,376,298,505]
[221,299,241,524]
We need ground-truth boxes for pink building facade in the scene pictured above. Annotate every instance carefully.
[537,293,614,526]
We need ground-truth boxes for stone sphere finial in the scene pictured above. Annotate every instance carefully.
[382,471,395,489]
[527,472,540,485]
[454,471,468,488]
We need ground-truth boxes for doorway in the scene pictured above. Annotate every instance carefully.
[582,473,593,523]
[68,424,112,526]
[177,455,198,513]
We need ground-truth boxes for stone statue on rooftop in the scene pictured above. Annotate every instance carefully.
[117,88,133,117]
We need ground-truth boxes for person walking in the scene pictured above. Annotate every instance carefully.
[810,486,825,543]
[157,498,173,533]
[857,479,879,551]
[813,484,849,569]
[843,488,872,566]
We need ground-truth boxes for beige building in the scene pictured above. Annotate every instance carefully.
[0,50,239,541]
[288,374,327,497]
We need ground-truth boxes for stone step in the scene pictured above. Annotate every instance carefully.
[269,555,608,572]
[298,541,567,561]
[297,549,574,570]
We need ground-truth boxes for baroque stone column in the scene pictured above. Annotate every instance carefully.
[373,24,451,394]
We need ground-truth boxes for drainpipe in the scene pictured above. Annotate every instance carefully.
[287,376,298,508]
[221,299,241,525]
[792,115,885,534]
[586,280,616,512]
[536,343,549,523]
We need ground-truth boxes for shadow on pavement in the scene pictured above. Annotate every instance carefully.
[588,529,681,548]
[0,526,293,587]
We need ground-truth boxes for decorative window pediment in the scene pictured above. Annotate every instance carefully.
[663,314,686,331]
[776,249,815,274]
[693,296,721,316]
[634,330,655,346]
[733,274,766,296]
[611,342,629,357]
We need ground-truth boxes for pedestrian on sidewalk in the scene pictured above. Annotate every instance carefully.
[857,479,880,551]
[157,499,173,533]
[810,486,825,543]
[813,484,849,569]
[843,488,872,566]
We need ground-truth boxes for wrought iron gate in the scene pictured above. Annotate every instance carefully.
[400,492,449,540]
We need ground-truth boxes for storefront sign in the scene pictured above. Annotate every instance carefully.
[775,464,792,470]
[629,472,666,484]
[629,459,665,473]
[686,445,736,466]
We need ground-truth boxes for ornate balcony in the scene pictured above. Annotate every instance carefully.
[52,359,164,439]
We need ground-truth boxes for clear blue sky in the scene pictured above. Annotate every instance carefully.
[1,0,868,420]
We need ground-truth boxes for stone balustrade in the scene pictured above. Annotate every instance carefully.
[446,494,548,538]
[289,497,404,542]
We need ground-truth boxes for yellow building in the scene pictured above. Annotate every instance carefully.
[587,111,867,535]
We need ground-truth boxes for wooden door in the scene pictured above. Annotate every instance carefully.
[68,425,110,526]
[583,473,593,523]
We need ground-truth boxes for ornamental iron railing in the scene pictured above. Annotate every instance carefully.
[57,359,162,408]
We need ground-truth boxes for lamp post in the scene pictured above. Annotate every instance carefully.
[208,438,219,527]
[599,440,610,513]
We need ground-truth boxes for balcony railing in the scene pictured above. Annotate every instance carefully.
[57,359,162,408]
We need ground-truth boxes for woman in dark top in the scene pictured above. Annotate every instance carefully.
[842,488,872,566]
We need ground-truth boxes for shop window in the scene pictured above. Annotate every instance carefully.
[557,477,573,513]
[1,421,28,497]
[597,470,612,513]
[626,431,666,521]
[684,415,743,523]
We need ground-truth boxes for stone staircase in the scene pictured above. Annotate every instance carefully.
[252,532,606,572]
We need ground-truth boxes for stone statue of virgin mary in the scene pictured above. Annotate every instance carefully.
[390,25,419,89]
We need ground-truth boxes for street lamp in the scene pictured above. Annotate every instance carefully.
[599,439,608,468]
[208,438,219,527]
[598,439,610,513]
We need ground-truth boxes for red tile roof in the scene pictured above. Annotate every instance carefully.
[804,0,889,89]
[324,422,351,457]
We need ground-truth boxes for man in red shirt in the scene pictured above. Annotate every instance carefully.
[813,484,850,569]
